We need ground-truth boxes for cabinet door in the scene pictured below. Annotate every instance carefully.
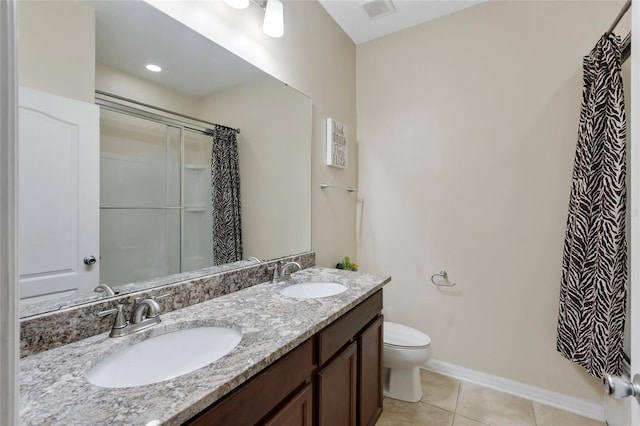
[186,339,314,426]
[358,315,383,426]
[317,341,357,426]
[264,384,313,426]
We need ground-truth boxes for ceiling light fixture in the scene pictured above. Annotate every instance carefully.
[145,64,162,72]
[223,0,284,38]
[224,0,250,9]
[262,0,284,38]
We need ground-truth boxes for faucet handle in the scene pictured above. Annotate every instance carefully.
[98,304,128,330]
[269,264,279,282]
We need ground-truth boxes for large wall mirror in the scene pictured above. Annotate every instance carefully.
[18,0,312,318]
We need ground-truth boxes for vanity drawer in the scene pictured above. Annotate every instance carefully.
[318,290,382,365]
[185,338,315,426]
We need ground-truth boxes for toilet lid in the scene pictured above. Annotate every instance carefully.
[384,321,431,348]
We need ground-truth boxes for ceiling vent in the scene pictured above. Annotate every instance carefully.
[359,0,396,20]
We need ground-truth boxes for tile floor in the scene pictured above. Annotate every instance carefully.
[376,370,605,426]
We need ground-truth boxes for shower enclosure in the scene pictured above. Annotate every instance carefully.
[98,95,215,286]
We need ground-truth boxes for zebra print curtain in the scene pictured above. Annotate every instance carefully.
[557,33,627,379]
[211,125,242,265]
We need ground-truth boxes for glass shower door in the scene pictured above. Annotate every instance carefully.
[99,109,182,286]
[182,130,214,272]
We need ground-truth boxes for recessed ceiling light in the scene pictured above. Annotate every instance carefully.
[146,64,162,72]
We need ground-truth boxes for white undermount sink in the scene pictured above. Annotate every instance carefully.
[280,281,348,299]
[86,326,242,388]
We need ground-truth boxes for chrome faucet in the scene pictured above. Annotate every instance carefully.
[272,261,302,283]
[281,261,302,276]
[98,296,165,338]
[94,283,116,297]
[132,298,161,324]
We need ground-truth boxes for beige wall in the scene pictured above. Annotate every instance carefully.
[357,0,625,403]
[17,1,94,103]
[95,62,199,117]
[96,63,198,160]
[198,77,312,260]
[147,0,358,268]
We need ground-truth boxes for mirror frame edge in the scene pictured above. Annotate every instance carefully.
[0,0,19,422]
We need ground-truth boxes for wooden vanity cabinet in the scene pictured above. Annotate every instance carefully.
[357,315,384,426]
[317,341,358,425]
[264,384,313,426]
[316,290,383,426]
[183,290,383,426]
[185,339,316,426]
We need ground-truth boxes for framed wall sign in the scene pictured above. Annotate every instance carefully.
[326,118,347,169]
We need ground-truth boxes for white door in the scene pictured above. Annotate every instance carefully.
[18,87,99,301]
[605,7,639,424]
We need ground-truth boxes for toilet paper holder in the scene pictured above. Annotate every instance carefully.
[430,270,456,287]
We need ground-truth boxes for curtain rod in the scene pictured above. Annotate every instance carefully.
[622,32,631,62]
[95,90,240,134]
[607,0,631,35]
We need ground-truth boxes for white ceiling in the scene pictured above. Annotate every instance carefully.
[318,0,484,44]
[88,1,264,97]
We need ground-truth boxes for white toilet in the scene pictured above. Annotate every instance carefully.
[383,321,432,403]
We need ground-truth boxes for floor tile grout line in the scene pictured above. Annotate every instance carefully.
[454,378,462,414]
[452,377,537,426]
[383,370,601,426]
[418,398,455,415]
[455,413,491,426]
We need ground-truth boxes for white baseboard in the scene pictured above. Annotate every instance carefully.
[423,359,604,422]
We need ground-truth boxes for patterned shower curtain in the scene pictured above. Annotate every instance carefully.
[557,33,627,379]
[211,125,242,265]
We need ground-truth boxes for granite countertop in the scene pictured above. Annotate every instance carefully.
[20,267,390,426]
[19,259,260,319]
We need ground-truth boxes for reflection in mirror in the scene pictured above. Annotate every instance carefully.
[17,0,312,317]
[99,106,184,286]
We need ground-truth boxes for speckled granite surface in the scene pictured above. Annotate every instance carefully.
[20,267,390,426]
[19,259,261,319]
[20,253,315,357]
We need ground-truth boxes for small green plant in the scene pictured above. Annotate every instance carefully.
[336,256,358,271]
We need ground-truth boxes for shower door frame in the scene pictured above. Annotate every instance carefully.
[96,93,214,284]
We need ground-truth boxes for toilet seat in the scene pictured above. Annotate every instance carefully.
[384,321,430,349]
